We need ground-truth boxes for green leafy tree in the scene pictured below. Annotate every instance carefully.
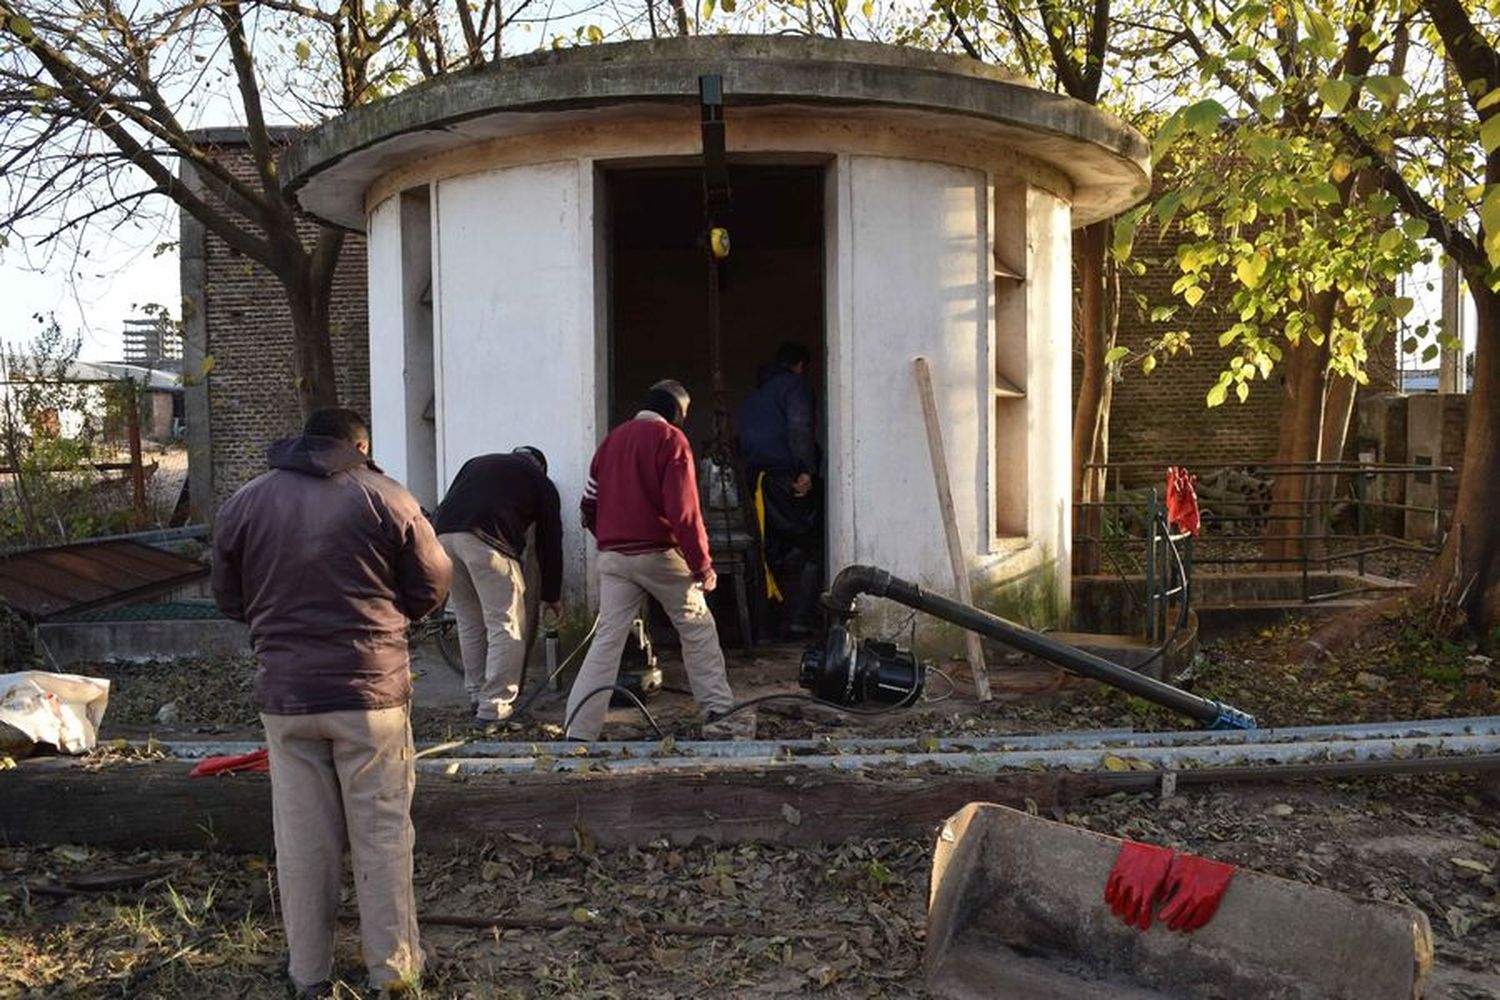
[0,316,94,547]
[1150,0,1500,631]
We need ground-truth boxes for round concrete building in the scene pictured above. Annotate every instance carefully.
[282,36,1149,635]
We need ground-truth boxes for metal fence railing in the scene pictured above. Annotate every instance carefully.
[1076,461,1454,608]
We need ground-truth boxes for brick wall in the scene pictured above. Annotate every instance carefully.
[182,134,371,514]
[1082,217,1399,485]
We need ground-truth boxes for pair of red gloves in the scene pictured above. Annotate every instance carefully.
[1104,841,1234,933]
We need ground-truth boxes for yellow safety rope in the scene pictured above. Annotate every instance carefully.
[753,472,784,602]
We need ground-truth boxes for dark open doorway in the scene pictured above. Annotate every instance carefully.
[605,164,827,645]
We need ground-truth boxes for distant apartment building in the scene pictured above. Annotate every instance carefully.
[121,317,183,370]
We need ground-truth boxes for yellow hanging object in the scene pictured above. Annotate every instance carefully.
[753,472,784,602]
[709,227,731,260]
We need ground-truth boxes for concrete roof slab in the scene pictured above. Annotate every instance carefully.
[282,36,1150,229]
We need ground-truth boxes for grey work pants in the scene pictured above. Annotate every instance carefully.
[565,549,733,740]
[440,531,528,720]
[261,705,421,991]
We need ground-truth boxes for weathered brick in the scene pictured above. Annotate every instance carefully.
[183,135,371,512]
[1077,218,1397,486]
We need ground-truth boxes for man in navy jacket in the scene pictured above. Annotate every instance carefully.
[737,342,822,637]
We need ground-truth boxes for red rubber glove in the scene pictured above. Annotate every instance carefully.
[1159,853,1236,932]
[188,748,270,777]
[1165,466,1201,536]
[1104,841,1175,930]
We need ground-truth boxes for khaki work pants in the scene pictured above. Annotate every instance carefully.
[440,531,528,720]
[565,549,734,740]
[261,705,421,991]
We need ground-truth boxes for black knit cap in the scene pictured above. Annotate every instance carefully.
[642,379,691,426]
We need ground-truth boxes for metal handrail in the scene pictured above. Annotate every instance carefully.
[1077,461,1453,604]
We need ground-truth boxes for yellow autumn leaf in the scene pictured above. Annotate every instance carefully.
[1235,253,1268,290]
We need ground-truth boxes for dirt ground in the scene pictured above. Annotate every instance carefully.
[82,596,1496,743]
[7,607,1500,997]
[4,773,1498,999]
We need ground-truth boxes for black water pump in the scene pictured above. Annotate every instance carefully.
[799,623,924,709]
[799,564,1256,730]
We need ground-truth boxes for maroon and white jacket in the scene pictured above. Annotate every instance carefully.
[580,412,712,578]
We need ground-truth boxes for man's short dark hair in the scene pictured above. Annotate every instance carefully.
[304,407,370,446]
[776,342,811,369]
[642,379,691,426]
[514,445,548,475]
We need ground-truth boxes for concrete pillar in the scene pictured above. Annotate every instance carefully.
[367,191,439,510]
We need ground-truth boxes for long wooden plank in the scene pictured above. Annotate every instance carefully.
[912,356,992,701]
[0,759,1090,851]
[11,754,1498,855]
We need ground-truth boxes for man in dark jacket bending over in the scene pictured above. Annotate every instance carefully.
[432,447,563,729]
[737,341,822,637]
[212,408,451,999]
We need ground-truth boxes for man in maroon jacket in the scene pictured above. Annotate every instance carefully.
[566,380,750,741]
[212,408,451,999]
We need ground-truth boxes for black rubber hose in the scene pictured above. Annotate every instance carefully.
[824,564,1251,728]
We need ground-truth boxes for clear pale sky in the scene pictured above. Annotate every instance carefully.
[0,209,180,360]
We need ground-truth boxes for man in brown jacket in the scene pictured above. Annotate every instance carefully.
[212,408,451,999]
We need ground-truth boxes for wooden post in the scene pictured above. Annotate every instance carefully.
[126,379,146,526]
[912,356,992,702]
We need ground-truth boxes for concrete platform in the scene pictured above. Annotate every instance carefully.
[38,618,250,666]
[926,803,1432,999]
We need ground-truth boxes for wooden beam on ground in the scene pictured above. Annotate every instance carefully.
[912,356,992,702]
[1,759,1095,852]
[9,754,1499,855]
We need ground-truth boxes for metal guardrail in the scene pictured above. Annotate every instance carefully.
[1077,461,1454,608]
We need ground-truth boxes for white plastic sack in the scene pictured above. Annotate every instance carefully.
[0,671,110,754]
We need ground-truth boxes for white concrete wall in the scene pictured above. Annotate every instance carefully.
[400,192,438,509]
[368,191,439,509]
[838,155,990,589]
[1024,187,1074,609]
[432,160,597,599]
[366,195,408,482]
[830,156,1070,623]
[366,144,1075,624]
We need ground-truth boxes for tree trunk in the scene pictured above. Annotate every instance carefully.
[1071,221,1117,574]
[1262,292,1335,566]
[1307,372,1359,560]
[1420,281,1500,634]
[668,0,690,35]
[1319,374,1358,465]
[287,289,340,418]
[280,238,344,419]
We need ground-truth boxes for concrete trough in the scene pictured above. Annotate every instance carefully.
[926,803,1432,999]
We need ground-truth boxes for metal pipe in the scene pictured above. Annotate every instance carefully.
[156,716,1500,761]
[416,733,1500,776]
[825,564,1256,729]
